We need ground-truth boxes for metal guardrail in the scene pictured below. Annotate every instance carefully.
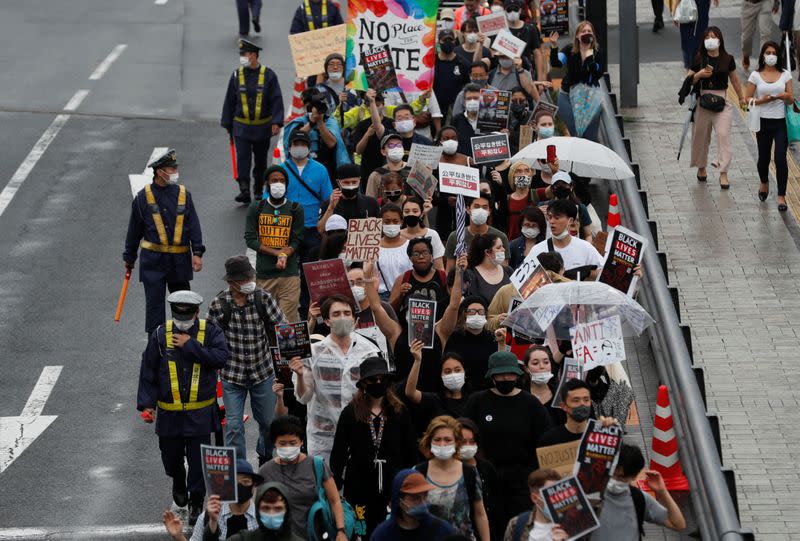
[598,78,753,541]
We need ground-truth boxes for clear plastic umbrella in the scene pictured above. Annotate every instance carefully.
[504,281,654,340]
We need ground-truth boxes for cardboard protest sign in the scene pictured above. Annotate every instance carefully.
[270,346,293,389]
[346,0,438,95]
[344,218,382,262]
[540,0,569,37]
[540,476,600,540]
[201,445,237,503]
[258,210,294,249]
[408,143,443,169]
[519,125,534,150]
[438,163,480,198]
[408,298,436,349]
[288,25,347,78]
[275,321,312,362]
[597,226,647,297]
[476,11,508,36]
[537,440,580,477]
[570,315,626,371]
[491,30,527,58]
[553,357,581,408]
[510,260,551,300]
[477,89,511,133]
[471,133,510,164]
[406,161,437,200]
[532,98,559,123]
[303,258,357,306]
[361,44,401,92]
[575,420,624,499]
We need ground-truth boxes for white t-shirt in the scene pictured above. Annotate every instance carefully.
[529,236,605,271]
[411,228,446,259]
[376,241,413,293]
[748,70,792,119]
[528,521,555,541]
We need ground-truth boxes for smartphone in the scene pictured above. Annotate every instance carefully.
[546,144,557,163]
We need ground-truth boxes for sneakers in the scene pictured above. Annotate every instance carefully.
[253,18,261,33]
[172,466,188,508]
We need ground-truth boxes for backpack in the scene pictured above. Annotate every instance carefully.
[630,485,646,539]
[217,289,278,346]
[511,510,531,541]
[307,456,357,541]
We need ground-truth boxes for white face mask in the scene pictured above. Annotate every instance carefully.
[276,446,301,462]
[506,10,520,22]
[494,251,505,264]
[387,147,404,162]
[166,172,180,184]
[173,318,194,331]
[704,38,720,51]
[764,54,778,66]
[351,285,366,303]
[328,71,343,81]
[239,56,250,67]
[469,208,489,225]
[430,444,456,460]
[465,99,480,113]
[269,182,286,199]
[552,222,572,240]
[521,226,540,239]
[441,140,459,155]
[442,372,465,391]
[465,314,486,330]
[490,5,503,12]
[605,478,630,495]
[290,146,309,160]
[514,175,531,188]
[395,119,415,134]
[330,317,354,337]
[239,281,257,294]
[383,224,401,237]
[459,445,478,460]
[465,33,479,44]
[530,371,553,384]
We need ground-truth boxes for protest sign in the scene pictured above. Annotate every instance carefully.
[553,357,581,408]
[508,296,536,343]
[532,98,559,123]
[477,89,511,133]
[346,0,439,95]
[408,298,436,349]
[519,125,534,149]
[408,143,443,169]
[288,25,347,78]
[598,226,647,297]
[303,258,357,306]
[275,321,312,362]
[270,346,293,389]
[361,44,401,92]
[344,218,382,262]
[570,315,626,371]
[510,257,551,299]
[537,440,580,478]
[476,12,508,36]
[406,161,437,200]
[575,420,624,499]
[540,0,569,37]
[258,210,294,250]
[438,163,480,198]
[532,303,565,332]
[201,445,237,503]
[470,133,510,164]
[540,476,600,541]
[491,30,527,58]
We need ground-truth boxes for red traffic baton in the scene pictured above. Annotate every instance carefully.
[114,269,132,322]
[229,136,238,182]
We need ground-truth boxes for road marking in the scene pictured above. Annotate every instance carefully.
[62,89,90,112]
[0,523,168,539]
[89,44,127,81]
[155,0,168,4]
[128,147,168,197]
[20,366,62,418]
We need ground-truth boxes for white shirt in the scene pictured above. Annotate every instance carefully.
[529,521,556,541]
[376,241,413,293]
[530,236,605,271]
[748,70,792,119]
[407,228,446,260]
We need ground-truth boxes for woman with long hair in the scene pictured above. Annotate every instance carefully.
[522,345,566,425]
[463,233,513,305]
[509,206,547,269]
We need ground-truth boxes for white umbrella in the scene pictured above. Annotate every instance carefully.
[510,136,635,180]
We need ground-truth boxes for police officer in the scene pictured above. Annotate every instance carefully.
[137,291,230,524]
[289,0,343,34]
[123,149,205,335]
[221,39,284,204]
[235,0,261,37]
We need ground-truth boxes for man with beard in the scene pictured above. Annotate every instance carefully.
[388,237,449,322]
[317,164,380,233]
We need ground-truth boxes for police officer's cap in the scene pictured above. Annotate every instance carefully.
[148,149,179,170]
[167,290,203,306]
[239,39,262,54]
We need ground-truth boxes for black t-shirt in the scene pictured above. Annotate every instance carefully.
[352,116,395,187]
[509,23,542,62]
[691,54,736,91]
[323,193,381,222]
[434,56,471,113]
[226,514,249,537]
[399,270,449,322]
[444,329,498,390]
[536,423,584,448]
[455,45,492,69]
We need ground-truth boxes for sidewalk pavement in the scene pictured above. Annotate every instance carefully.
[612,59,800,539]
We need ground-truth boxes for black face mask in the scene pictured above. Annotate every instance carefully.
[341,186,359,199]
[385,193,402,202]
[365,381,389,399]
[553,186,571,199]
[510,103,527,116]
[403,215,421,228]
[413,263,433,276]
[237,483,253,503]
[580,34,594,45]
[494,379,516,395]
[570,405,592,422]
[440,41,455,54]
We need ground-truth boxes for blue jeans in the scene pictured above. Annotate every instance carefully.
[222,376,276,461]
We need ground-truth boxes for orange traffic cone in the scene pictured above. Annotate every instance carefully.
[285,77,307,124]
[642,385,689,491]
[607,193,621,232]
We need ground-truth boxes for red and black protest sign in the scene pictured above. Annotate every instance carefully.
[201,445,238,503]
[575,419,624,499]
[270,346,293,389]
[275,321,312,363]
[470,133,511,164]
[361,44,400,93]
[303,258,357,306]
[477,88,511,133]
[540,475,600,540]
[597,226,647,297]
[407,298,436,349]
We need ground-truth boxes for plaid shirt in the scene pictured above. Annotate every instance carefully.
[207,288,287,385]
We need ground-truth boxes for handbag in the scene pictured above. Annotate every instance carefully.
[307,456,357,541]
[747,98,761,132]
[673,0,698,24]
[786,100,800,143]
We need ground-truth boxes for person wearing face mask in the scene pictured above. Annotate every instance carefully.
[330,357,417,539]
[444,193,510,275]
[373,105,433,158]
[453,84,484,155]
[313,54,357,117]
[523,346,566,425]
[221,40,284,203]
[507,88,532,154]
[593,445,686,541]
[508,206,546,269]
[536,379,618,449]
[543,171,593,240]
[290,294,380,462]
[259,416,349,541]
[376,203,413,300]
[137,291,230,524]
[217,482,304,541]
[389,237,448,323]
[434,29,472,115]
[503,469,569,541]
[124,149,205,335]
[244,167,305,324]
[399,198,445,269]
[414,416,490,541]
[464,351,552,527]
[487,53,541,100]
[505,161,540,240]
[434,126,471,242]
[454,418,502,540]
[463,233,513,305]
[406,343,472,429]
[451,63,494,118]
[503,0,545,80]
[318,163,380,232]
[455,19,491,67]
[366,134,411,199]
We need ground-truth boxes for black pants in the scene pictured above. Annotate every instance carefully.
[298,227,322,319]
[234,136,268,197]
[756,117,789,196]
[159,434,211,499]
[144,279,191,334]
[652,0,664,19]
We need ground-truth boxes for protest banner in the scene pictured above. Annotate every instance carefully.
[438,163,480,198]
[598,226,647,297]
[288,25,348,78]
[275,321,312,362]
[201,445,237,503]
[553,357,581,408]
[477,89,511,133]
[344,218,382,262]
[303,258,357,306]
[540,0,569,37]
[258,209,294,250]
[536,440,580,478]
[575,419,624,499]
[476,12,508,36]
[491,30,527,58]
[570,315,626,371]
[408,143,443,169]
[519,125,534,149]
[540,476,600,541]
[510,257,551,299]
[406,161,437,200]
[361,44,401,92]
[346,0,439,95]
[408,298,436,348]
[470,133,510,164]
[270,346,293,389]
